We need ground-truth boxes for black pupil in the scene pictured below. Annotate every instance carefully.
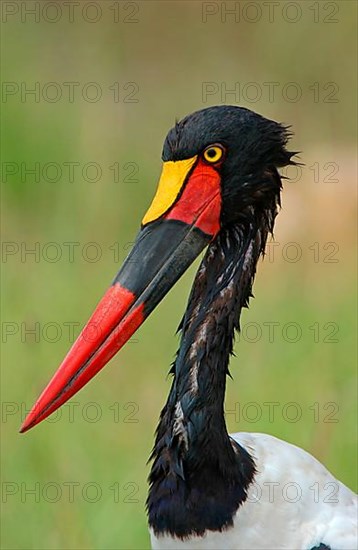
[207,149,217,158]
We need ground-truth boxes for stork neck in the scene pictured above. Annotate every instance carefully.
[147,217,271,537]
[171,220,265,448]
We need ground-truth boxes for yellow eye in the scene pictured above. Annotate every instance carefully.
[203,144,224,164]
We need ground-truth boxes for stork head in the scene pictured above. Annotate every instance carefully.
[21,105,295,433]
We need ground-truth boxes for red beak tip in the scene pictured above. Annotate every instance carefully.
[19,418,35,434]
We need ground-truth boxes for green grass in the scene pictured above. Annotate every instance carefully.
[1,3,357,549]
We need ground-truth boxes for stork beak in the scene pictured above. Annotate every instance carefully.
[20,156,222,433]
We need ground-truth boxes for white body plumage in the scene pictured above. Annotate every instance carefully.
[151,433,357,550]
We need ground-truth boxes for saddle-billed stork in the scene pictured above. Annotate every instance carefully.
[21,106,357,549]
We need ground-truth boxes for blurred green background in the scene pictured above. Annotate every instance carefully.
[1,1,357,549]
